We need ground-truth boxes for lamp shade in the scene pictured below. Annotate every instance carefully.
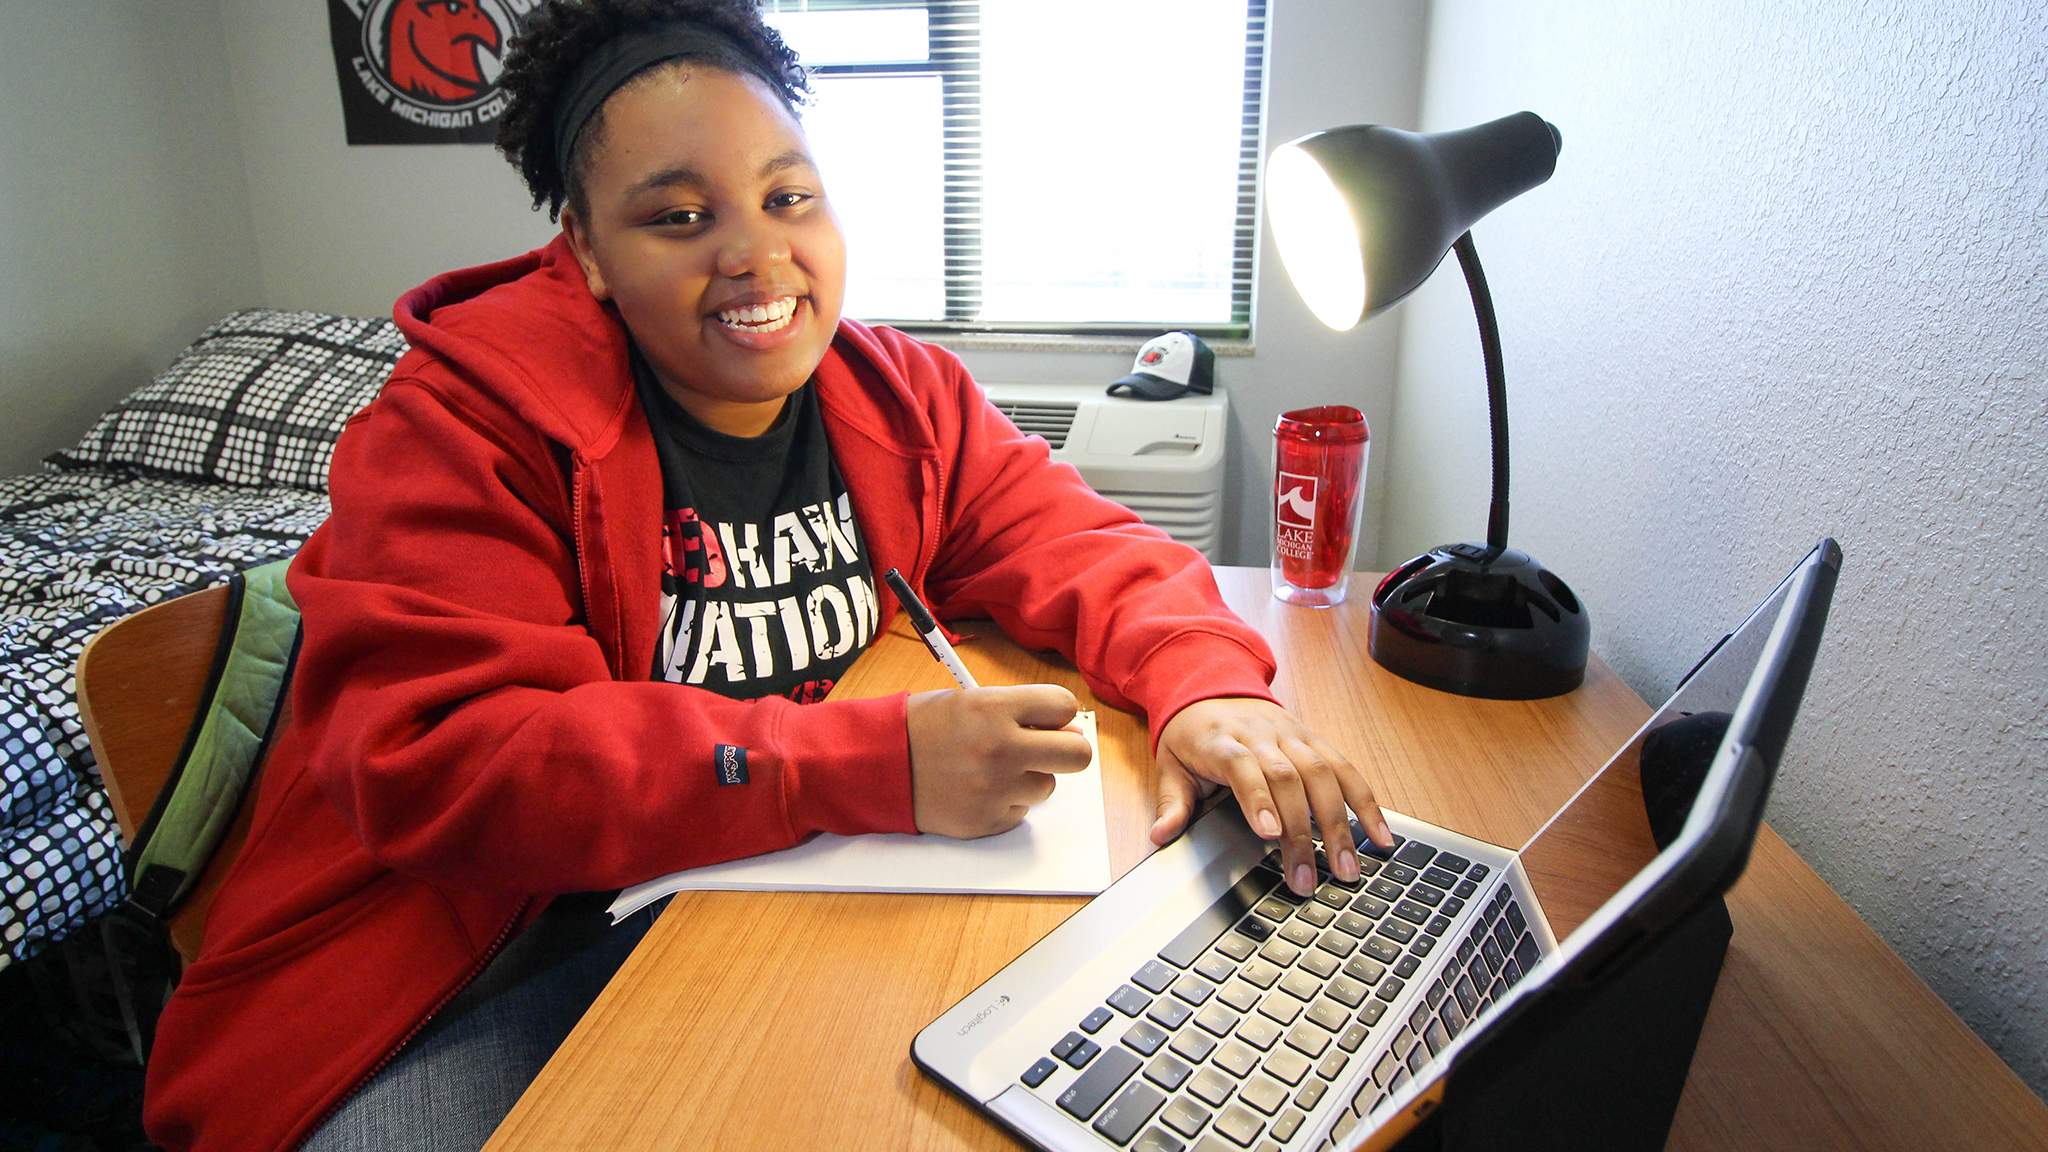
[1269,112,1562,330]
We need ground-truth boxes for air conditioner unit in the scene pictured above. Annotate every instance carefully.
[980,382,1229,560]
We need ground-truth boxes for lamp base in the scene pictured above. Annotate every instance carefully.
[1369,543,1589,699]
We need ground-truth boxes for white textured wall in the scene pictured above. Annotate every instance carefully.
[0,1,263,473]
[1386,0,2048,1091]
[216,0,557,316]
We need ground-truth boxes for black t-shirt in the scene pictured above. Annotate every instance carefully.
[632,346,878,703]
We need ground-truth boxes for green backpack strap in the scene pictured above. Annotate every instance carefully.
[123,557,302,923]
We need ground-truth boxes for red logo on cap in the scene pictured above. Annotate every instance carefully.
[1141,347,1166,366]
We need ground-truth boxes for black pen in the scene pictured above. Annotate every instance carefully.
[883,568,980,690]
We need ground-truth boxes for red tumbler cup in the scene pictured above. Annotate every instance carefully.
[1272,406,1369,607]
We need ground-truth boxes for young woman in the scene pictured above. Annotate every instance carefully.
[144,3,1392,1148]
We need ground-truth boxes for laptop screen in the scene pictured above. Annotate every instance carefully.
[1515,559,1801,942]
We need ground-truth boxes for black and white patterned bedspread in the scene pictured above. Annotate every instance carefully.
[1,467,328,969]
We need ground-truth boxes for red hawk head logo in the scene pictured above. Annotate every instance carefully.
[382,0,503,105]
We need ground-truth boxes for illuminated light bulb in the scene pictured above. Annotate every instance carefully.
[1268,144,1366,332]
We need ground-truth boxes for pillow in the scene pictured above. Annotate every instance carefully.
[46,309,408,492]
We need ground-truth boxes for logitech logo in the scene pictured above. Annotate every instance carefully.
[956,994,1012,1037]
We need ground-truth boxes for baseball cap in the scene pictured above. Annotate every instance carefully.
[1108,331,1215,401]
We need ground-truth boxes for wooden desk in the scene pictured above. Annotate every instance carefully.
[487,568,2047,1150]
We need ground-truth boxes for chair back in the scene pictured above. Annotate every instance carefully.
[77,586,275,965]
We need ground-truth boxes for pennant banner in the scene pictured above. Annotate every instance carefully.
[328,0,537,144]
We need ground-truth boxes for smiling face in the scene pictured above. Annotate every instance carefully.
[561,65,845,437]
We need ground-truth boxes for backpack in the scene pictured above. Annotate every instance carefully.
[102,557,301,1062]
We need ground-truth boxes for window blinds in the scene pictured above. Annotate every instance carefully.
[763,0,1266,337]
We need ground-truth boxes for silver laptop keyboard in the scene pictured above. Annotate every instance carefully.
[1018,831,1541,1151]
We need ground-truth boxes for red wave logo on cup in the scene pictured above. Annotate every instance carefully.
[1276,472,1319,529]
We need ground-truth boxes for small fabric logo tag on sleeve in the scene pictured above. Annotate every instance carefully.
[714,743,750,787]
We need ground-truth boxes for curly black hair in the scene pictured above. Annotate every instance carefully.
[494,0,808,223]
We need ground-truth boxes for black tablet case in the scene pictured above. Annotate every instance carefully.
[1387,711,1738,1152]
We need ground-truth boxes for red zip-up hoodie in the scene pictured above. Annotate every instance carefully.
[143,234,1279,1151]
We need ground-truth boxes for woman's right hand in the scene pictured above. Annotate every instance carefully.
[906,685,1093,838]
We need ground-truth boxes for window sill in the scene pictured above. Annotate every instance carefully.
[914,331,1256,358]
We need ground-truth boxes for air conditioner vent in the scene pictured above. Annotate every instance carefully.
[978,381,1228,561]
[992,400,1078,449]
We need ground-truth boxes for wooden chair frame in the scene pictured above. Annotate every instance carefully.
[77,585,266,964]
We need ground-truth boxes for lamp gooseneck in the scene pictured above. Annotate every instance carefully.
[1453,232,1510,554]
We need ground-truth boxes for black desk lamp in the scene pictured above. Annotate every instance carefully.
[1266,111,1589,699]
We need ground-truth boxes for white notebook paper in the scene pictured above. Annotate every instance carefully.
[607,711,1110,922]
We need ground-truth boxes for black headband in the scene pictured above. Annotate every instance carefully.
[552,22,791,191]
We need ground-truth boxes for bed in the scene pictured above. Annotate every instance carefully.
[1,310,403,971]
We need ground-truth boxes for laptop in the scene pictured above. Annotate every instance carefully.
[913,539,1841,1152]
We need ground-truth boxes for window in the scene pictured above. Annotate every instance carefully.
[763,0,1266,337]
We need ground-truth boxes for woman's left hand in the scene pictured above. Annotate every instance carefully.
[1153,697,1393,897]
